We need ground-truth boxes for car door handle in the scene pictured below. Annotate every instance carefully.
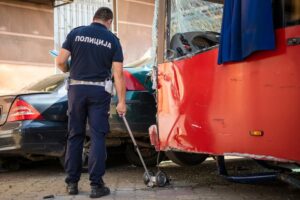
[287,37,300,46]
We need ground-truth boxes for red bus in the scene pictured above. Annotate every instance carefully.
[149,0,300,173]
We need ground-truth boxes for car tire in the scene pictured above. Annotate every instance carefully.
[165,151,208,166]
[2,159,20,171]
[125,143,163,167]
[58,154,65,169]
[59,137,90,172]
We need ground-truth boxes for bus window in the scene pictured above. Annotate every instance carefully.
[285,0,300,26]
[166,0,223,60]
[273,0,300,28]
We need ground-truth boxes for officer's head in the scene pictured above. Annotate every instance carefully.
[93,7,113,30]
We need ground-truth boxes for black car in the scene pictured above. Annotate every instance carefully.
[0,71,158,169]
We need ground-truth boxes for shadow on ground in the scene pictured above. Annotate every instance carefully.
[0,146,130,173]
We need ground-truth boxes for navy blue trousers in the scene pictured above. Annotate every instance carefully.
[65,85,111,186]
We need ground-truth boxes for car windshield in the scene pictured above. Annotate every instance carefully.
[22,74,65,92]
[169,0,223,39]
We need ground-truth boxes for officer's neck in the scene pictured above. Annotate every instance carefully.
[93,19,110,29]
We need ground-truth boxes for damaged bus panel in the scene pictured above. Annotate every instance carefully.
[150,0,300,168]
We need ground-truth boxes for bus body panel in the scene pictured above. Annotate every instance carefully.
[155,25,300,163]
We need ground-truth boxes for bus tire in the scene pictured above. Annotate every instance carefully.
[165,151,208,166]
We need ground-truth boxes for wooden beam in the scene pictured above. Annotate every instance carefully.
[156,0,167,64]
[203,0,224,4]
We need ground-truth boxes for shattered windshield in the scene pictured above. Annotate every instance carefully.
[169,0,223,39]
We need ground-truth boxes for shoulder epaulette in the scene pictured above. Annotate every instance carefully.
[112,33,120,41]
[71,26,86,32]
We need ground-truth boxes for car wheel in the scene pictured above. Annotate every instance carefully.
[59,137,90,172]
[165,151,208,166]
[125,143,163,167]
[59,153,65,169]
[1,159,20,171]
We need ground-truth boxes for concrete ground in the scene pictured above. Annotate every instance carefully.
[0,156,299,200]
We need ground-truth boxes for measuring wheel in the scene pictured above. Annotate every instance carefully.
[155,170,169,187]
[122,115,169,188]
[143,170,155,186]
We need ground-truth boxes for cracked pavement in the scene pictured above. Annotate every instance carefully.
[1,156,300,200]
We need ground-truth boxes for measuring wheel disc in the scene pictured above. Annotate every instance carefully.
[143,170,154,185]
[155,171,168,187]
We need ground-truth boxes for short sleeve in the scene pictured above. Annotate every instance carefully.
[112,39,124,62]
[62,31,74,52]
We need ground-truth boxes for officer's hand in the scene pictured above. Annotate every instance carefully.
[116,102,126,116]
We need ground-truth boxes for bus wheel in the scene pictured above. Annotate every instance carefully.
[125,144,163,167]
[165,151,208,167]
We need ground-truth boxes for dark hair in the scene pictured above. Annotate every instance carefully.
[93,7,113,21]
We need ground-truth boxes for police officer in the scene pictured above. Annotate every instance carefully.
[56,7,126,198]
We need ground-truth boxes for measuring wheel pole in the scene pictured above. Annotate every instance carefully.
[122,115,152,180]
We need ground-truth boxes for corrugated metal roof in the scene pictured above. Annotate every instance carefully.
[20,0,74,7]
[53,0,113,72]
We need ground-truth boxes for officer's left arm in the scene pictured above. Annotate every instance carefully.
[56,48,71,73]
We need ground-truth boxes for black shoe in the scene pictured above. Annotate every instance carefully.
[90,185,110,198]
[66,182,78,195]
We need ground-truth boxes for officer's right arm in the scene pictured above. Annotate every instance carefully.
[112,62,126,116]
[56,48,71,73]
[56,30,73,73]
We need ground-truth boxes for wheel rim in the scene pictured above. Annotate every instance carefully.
[82,138,90,167]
